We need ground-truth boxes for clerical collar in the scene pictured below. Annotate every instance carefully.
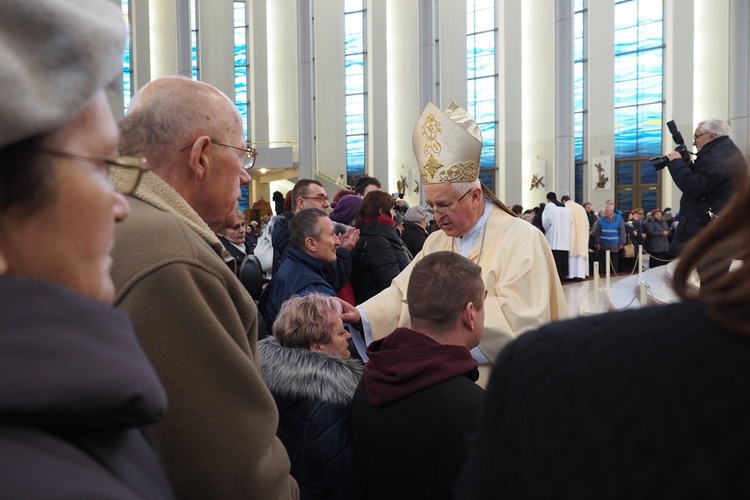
[453,198,492,258]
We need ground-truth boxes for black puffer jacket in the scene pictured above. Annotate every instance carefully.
[351,222,412,303]
[259,337,363,500]
[667,135,746,254]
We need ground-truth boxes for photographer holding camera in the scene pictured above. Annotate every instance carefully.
[655,118,746,256]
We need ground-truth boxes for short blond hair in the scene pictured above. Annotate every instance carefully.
[272,293,343,349]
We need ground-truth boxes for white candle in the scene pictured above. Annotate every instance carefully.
[639,281,648,306]
[605,250,611,290]
[593,261,600,313]
[638,245,643,280]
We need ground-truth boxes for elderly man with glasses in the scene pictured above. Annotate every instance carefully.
[664,118,747,256]
[110,76,299,500]
[341,102,567,387]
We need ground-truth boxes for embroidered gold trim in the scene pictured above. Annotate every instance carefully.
[421,113,442,157]
[438,162,479,183]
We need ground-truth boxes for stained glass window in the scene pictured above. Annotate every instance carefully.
[574,0,587,203]
[122,0,133,114]
[613,0,663,159]
[234,1,250,139]
[190,0,199,80]
[345,0,366,181]
[467,0,496,191]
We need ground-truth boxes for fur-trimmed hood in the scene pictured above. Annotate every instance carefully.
[259,337,363,406]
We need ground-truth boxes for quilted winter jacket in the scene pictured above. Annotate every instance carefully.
[259,337,363,500]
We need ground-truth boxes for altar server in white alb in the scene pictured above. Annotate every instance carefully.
[342,102,567,385]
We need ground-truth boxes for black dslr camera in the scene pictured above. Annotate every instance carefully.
[649,120,692,170]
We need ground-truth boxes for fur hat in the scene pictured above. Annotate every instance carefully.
[0,0,126,148]
[328,194,362,225]
[412,102,482,184]
[404,206,427,223]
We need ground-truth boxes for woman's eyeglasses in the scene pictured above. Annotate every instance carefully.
[33,149,148,195]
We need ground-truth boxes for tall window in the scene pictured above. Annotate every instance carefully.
[234,1,250,139]
[344,0,366,182]
[467,0,497,191]
[190,0,200,80]
[573,0,587,203]
[122,0,133,114]
[613,0,663,211]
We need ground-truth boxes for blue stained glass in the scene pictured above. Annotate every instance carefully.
[639,76,662,103]
[639,0,663,24]
[345,34,364,54]
[345,12,363,35]
[639,22,663,50]
[614,1,637,30]
[641,163,658,184]
[615,26,638,55]
[575,162,583,203]
[479,170,495,192]
[574,37,584,62]
[346,113,365,136]
[468,8,495,34]
[481,145,495,168]
[575,113,584,160]
[346,93,365,114]
[641,190,657,212]
[468,0,496,178]
[638,49,662,78]
[345,55,364,80]
[468,53,495,77]
[617,191,633,211]
[479,122,496,146]
[614,52,637,82]
[617,162,634,184]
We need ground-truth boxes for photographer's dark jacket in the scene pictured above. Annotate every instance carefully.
[667,135,746,254]
[259,338,362,500]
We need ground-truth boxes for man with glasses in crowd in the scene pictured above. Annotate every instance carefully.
[341,102,567,386]
[664,118,746,256]
[110,76,299,500]
[256,178,359,289]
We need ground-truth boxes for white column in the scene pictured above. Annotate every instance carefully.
[297,0,315,178]
[314,0,346,184]
[555,0,574,197]
[198,0,234,97]
[386,0,421,207]
[368,0,390,189]
[586,0,615,210]
[729,0,750,152]
[499,0,523,206]
[418,0,438,109]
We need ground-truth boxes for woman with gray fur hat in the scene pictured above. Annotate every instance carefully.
[259,294,363,500]
[0,0,172,497]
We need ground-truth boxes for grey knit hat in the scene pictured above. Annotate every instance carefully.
[404,206,427,223]
[0,0,126,148]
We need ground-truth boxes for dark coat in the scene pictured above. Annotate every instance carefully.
[259,338,363,500]
[457,302,750,500]
[667,136,746,254]
[0,277,174,499]
[351,222,412,304]
[351,328,484,500]
[261,247,337,326]
[646,219,670,253]
[400,220,428,257]
[272,211,352,290]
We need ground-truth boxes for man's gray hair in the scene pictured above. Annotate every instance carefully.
[447,179,481,197]
[699,118,731,138]
[289,208,327,249]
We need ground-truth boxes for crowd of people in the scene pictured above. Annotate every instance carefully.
[3,1,750,498]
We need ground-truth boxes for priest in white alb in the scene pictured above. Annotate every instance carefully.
[341,102,567,386]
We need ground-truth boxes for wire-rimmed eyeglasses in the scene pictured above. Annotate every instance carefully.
[33,149,148,196]
[425,188,474,216]
[179,138,257,170]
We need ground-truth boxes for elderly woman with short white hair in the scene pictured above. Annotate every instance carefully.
[259,293,362,500]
